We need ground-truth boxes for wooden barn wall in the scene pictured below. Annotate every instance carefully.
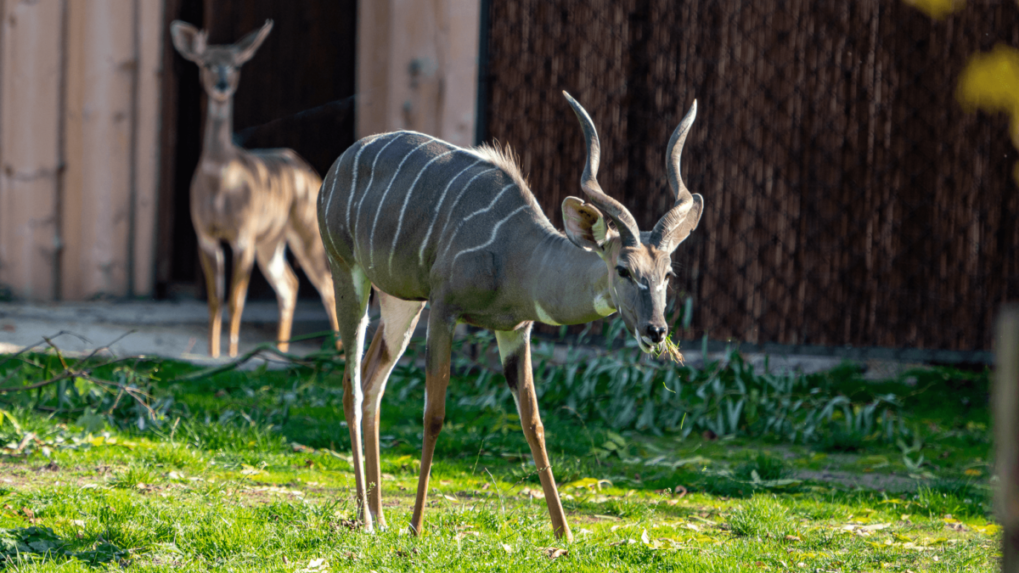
[483,1,1019,352]
[156,0,357,299]
[0,0,163,301]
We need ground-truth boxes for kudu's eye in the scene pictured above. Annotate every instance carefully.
[616,267,630,280]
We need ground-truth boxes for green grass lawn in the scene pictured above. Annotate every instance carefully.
[0,329,1000,571]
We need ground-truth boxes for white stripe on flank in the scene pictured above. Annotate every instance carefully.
[430,166,497,259]
[345,137,385,232]
[450,205,529,270]
[322,171,341,253]
[353,135,402,257]
[369,137,436,269]
[465,183,516,222]
[417,160,484,265]
[387,149,456,273]
[440,183,516,261]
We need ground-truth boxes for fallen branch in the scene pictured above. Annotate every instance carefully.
[168,331,342,384]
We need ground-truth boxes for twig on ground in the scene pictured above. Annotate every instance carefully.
[169,342,336,383]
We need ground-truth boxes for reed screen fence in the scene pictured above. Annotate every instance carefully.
[480,0,1019,354]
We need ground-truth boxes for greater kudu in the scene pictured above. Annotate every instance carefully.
[318,92,703,540]
[171,19,339,357]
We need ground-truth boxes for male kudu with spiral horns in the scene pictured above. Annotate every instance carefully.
[317,91,704,540]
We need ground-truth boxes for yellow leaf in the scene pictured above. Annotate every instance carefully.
[240,464,263,476]
[563,478,601,491]
[972,523,1002,536]
[957,44,1019,154]
[902,0,966,20]
[964,468,982,477]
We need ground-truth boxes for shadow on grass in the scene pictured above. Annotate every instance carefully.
[0,525,126,567]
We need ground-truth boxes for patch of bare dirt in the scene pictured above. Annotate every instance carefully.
[794,469,918,491]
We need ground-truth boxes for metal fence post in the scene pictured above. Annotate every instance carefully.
[996,305,1019,571]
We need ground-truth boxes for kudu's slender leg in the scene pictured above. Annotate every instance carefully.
[256,240,299,353]
[286,227,341,349]
[360,291,424,529]
[197,236,225,358]
[226,243,257,358]
[496,325,573,542]
[330,258,373,530]
[409,307,455,535]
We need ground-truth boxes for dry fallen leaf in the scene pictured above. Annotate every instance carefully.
[540,547,568,560]
[519,488,545,500]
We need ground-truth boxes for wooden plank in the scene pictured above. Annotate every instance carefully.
[357,0,479,143]
[996,305,1019,571]
[132,0,164,296]
[62,0,136,299]
[356,0,393,138]
[440,0,480,147]
[0,0,63,300]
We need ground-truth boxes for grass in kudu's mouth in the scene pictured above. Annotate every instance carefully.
[0,324,999,571]
[656,335,684,362]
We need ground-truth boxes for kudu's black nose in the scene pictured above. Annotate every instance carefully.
[646,325,666,344]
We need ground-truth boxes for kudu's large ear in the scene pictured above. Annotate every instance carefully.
[232,19,274,65]
[170,20,207,62]
[650,99,705,253]
[563,197,613,252]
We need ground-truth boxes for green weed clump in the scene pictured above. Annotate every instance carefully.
[733,453,788,482]
[726,495,789,538]
[445,324,912,446]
